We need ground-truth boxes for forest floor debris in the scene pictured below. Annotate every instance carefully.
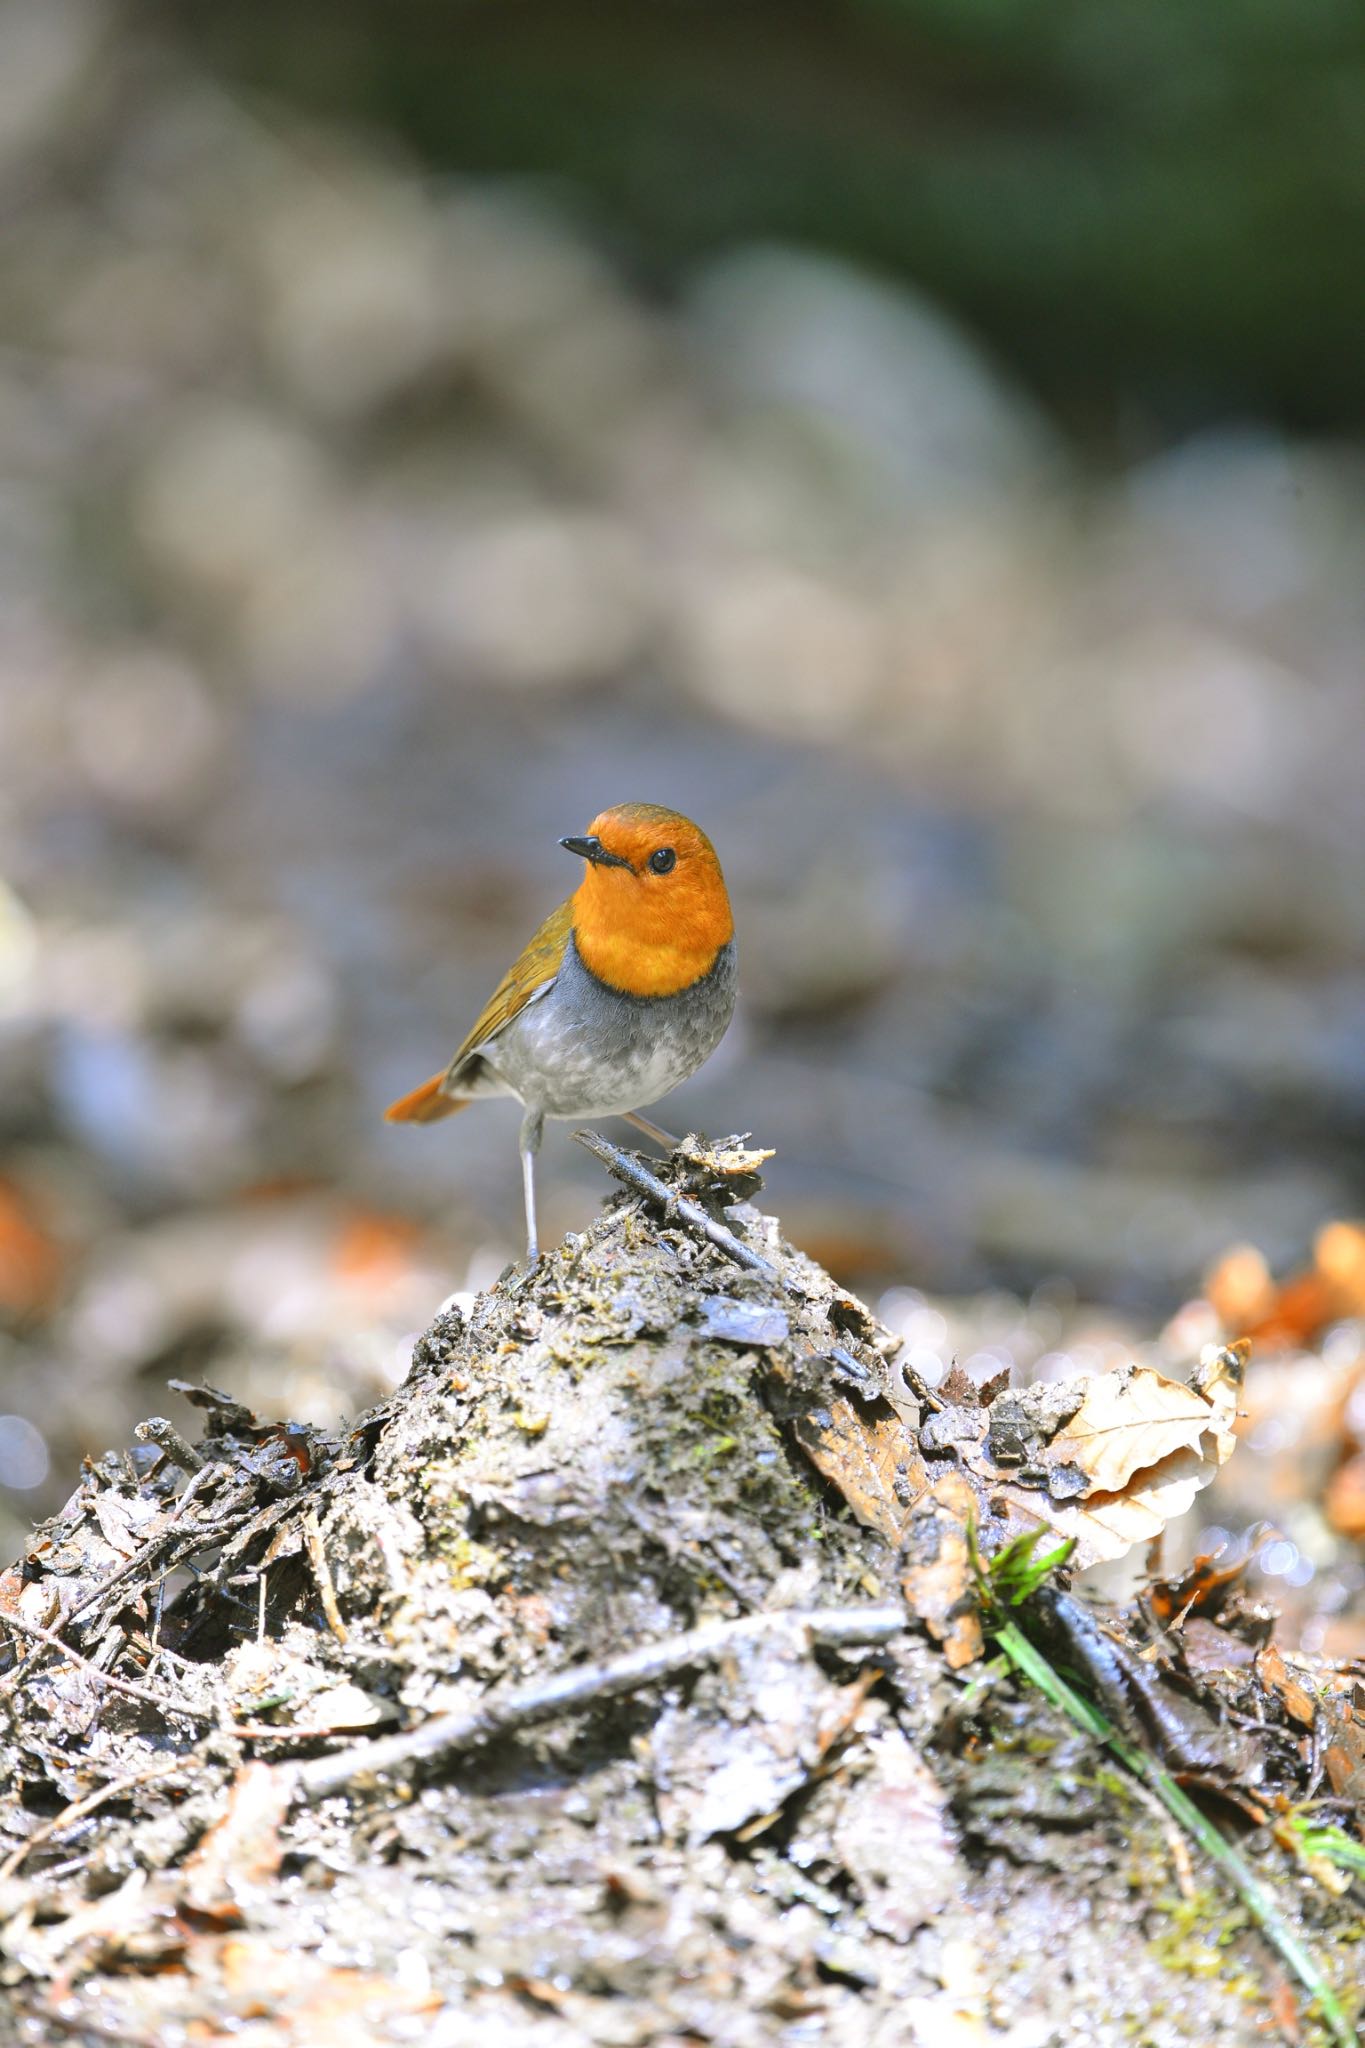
[0,1141,1361,2045]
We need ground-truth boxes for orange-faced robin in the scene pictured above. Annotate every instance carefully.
[385,803,735,1262]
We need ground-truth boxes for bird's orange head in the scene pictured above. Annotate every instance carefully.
[561,803,733,997]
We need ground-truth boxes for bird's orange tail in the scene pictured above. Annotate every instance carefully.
[384,1072,467,1125]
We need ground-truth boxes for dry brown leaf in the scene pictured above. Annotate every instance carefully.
[1323,1724,1365,1810]
[1204,1242,1276,1332]
[793,1394,928,1548]
[1325,1450,1365,1538]
[1254,1644,1318,1730]
[901,1470,983,1669]
[1043,1362,1232,1495]
[216,1936,442,2039]
[1314,1220,1365,1310]
[1146,1541,1255,1624]
[989,1348,1242,1570]
[0,1179,63,1320]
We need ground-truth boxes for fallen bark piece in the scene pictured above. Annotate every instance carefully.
[696,1296,790,1347]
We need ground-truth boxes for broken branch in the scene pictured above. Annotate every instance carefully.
[573,1130,779,1278]
[284,1601,907,1805]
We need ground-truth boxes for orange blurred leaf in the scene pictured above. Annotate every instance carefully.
[0,1179,63,1320]
[1206,1220,1365,1350]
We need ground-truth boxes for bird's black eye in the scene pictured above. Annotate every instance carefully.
[648,846,676,875]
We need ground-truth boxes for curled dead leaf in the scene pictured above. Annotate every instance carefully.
[985,1346,1243,1570]
[793,1394,928,1548]
[900,1471,984,1670]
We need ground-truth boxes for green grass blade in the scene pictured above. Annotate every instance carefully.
[990,1618,1358,2048]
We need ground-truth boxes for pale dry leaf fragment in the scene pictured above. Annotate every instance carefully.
[792,1394,927,1547]
[833,1724,960,1938]
[676,1134,775,1177]
[90,1489,151,1558]
[15,1868,166,1971]
[292,1681,397,1732]
[649,1618,840,1845]
[992,1348,1243,1569]
[215,1936,442,2039]
[1043,1361,1232,1495]
[901,1469,984,1669]
[997,1457,1212,1570]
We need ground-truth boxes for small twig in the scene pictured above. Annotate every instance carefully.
[304,1508,349,1645]
[573,1130,778,1278]
[283,1601,907,1806]
[0,1611,213,1725]
[0,1756,193,1883]
[159,1460,225,1530]
[133,1417,206,1475]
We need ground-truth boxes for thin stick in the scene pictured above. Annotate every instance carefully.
[0,1612,213,1726]
[0,1757,193,1883]
[285,1602,907,1806]
[572,1130,778,1279]
[133,1418,205,1474]
[304,1508,348,1645]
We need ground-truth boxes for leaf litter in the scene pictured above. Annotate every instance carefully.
[0,1141,1360,2045]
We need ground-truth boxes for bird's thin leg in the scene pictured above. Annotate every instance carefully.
[621,1110,679,1150]
[519,1109,545,1264]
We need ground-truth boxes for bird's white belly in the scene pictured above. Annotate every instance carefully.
[475,937,737,1120]
[494,998,707,1117]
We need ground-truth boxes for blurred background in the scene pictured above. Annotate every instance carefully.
[2,0,1365,1617]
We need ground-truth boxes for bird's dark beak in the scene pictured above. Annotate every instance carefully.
[560,834,631,870]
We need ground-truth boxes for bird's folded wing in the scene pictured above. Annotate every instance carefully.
[445,894,573,1075]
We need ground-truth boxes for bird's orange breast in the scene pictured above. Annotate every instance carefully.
[570,834,733,999]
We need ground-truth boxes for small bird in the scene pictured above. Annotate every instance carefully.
[385,803,736,1263]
